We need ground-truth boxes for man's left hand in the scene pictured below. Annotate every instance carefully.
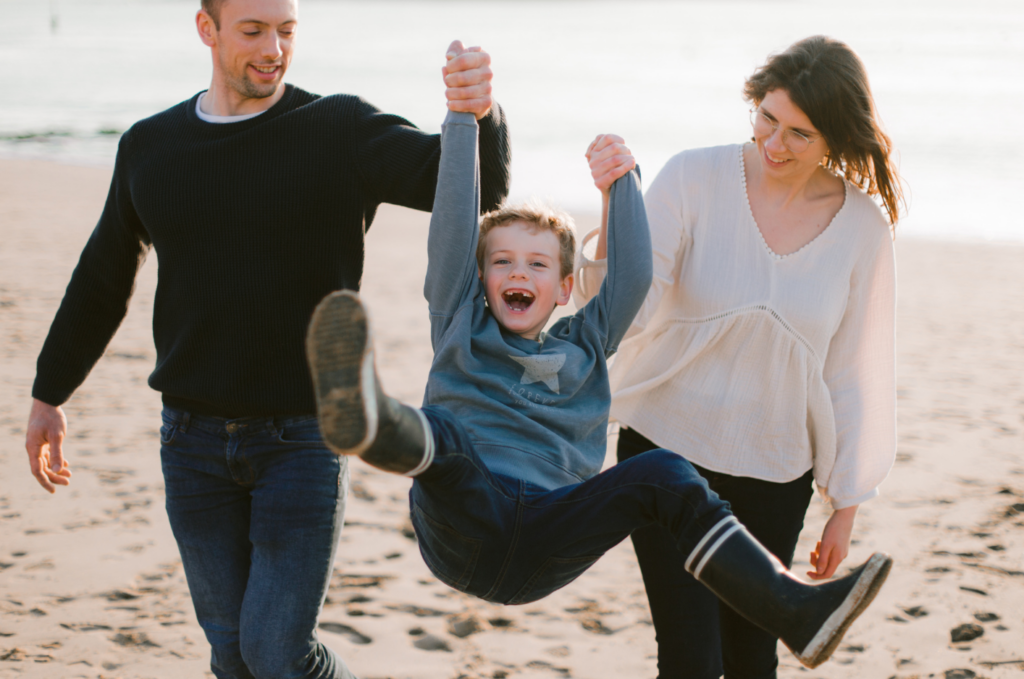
[443,40,493,120]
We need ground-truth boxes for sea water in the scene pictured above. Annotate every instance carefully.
[1,0,1021,242]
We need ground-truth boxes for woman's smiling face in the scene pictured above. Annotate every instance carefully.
[752,89,829,179]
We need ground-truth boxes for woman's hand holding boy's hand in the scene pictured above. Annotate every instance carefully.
[586,134,636,196]
[586,134,635,260]
[443,40,493,120]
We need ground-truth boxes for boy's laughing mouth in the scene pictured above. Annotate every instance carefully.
[502,290,535,312]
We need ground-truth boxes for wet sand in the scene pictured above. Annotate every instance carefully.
[1,158,1022,678]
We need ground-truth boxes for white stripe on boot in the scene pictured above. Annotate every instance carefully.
[402,408,435,478]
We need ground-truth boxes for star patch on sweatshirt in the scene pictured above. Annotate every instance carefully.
[509,353,566,394]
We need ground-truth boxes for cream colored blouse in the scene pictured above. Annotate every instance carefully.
[574,144,896,509]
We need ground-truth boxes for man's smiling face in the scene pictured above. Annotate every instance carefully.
[209,0,297,101]
[480,221,573,341]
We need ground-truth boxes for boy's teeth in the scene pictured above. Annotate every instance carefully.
[503,291,534,311]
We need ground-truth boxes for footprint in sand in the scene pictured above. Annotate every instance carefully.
[944,670,977,679]
[60,622,113,632]
[900,605,928,618]
[318,622,372,645]
[331,574,394,589]
[950,623,984,642]
[525,660,570,676]
[412,633,450,652]
[447,615,482,638]
[580,617,614,635]
[110,631,159,648]
[349,480,376,502]
[384,604,447,618]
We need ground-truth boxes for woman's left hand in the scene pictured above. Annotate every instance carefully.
[808,505,859,580]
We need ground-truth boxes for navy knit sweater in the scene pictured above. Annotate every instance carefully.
[33,84,511,417]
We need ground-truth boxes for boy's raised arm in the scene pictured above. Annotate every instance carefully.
[423,110,482,340]
[574,135,653,355]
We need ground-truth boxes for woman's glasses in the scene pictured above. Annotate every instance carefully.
[749,109,820,154]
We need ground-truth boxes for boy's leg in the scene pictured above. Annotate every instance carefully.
[482,449,890,670]
[306,293,520,600]
[306,290,432,474]
[617,452,888,671]
[494,449,733,605]
[618,426,820,679]
[408,405,524,600]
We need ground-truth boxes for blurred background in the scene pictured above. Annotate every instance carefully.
[1,0,1021,241]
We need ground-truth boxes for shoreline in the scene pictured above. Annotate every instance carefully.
[2,155,1023,248]
[1,157,1022,678]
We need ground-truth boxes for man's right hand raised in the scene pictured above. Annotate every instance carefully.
[26,398,72,493]
[443,40,493,120]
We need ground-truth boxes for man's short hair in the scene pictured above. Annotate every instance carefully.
[477,201,576,280]
[201,0,226,29]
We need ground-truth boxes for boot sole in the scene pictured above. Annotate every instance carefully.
[306,291,378,456]
[794,552,893,668]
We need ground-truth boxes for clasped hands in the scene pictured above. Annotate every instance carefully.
[443,40,493,120]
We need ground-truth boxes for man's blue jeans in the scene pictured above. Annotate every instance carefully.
[410,406,733,605]
[159,408,357,679]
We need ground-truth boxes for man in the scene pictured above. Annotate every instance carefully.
[23,0,510,675]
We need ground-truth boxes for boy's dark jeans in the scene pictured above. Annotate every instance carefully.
[618,426,815,679]
[159,408,356,679]
[410,406,733,606]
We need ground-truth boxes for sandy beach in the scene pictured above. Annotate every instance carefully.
[1,157,1022,679]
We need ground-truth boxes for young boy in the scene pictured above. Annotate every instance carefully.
[305,110,891,669]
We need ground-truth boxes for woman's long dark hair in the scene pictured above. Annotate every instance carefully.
[744,36,905,228]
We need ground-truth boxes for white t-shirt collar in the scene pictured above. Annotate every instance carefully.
[196,92,267,124]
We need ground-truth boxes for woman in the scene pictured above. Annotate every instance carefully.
[577,36,903,678]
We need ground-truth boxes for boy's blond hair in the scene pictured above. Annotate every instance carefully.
[477,201,576,280]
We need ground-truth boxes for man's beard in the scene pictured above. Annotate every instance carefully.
[222,58,279,99]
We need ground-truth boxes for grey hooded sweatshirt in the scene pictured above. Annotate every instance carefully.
[423,111,653,490]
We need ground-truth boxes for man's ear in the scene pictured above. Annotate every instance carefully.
[196,9,218,47]
[556,274,574,307]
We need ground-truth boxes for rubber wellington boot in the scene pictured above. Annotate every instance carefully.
[306,291,434,476]
[686,516,892,669]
